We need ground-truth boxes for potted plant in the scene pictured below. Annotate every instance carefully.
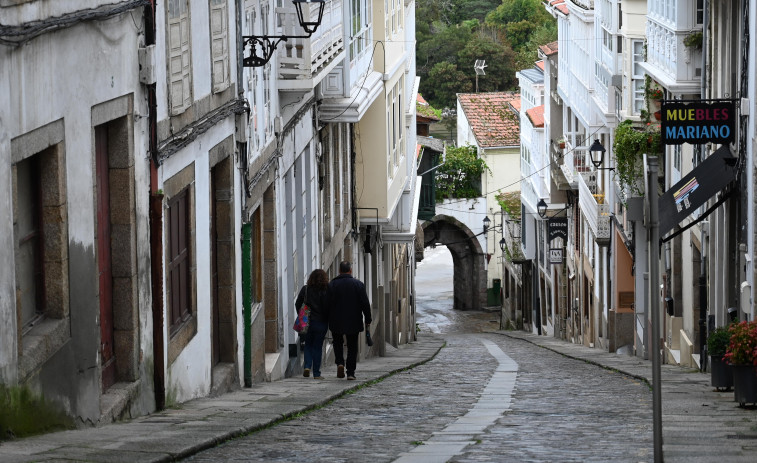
[557,138,566,149]
[647,87,663,101]
[707,326,733,391]
[724,320,757,406]
[683,31,703,49]
[612,120,661,196]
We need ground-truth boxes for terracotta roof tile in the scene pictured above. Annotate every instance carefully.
[457,92,520,148]
[526,105,545,128]
[416,94,441,121]
[556,3,569,14]
[536,60,545,71]
[539,41,559,56]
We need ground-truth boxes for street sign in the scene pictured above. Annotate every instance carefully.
[658,145,737,236]
[661,100,736,145]
[548,217,568,242]
[549,248,563,265]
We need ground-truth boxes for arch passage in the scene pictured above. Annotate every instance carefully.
[422,215,486,311]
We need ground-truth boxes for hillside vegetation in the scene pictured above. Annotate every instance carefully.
[417,0,557,110]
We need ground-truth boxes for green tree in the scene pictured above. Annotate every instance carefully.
[458,32,517,93]
[436,145,490,200]
[424,61,473,109]
[514,21,558,70]
[485,0,550,26]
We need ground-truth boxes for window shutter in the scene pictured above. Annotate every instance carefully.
[169,1,192,114]
[210,0,229,93]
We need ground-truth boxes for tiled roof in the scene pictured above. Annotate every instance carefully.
[457,92,520,148]
[546,0,569,15]
[536,60,545,71]
[526,105,545,128]
[510,99,522,112]
[539,41,559,56]
[416,94,440,121]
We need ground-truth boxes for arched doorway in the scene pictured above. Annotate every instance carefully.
[422,215,486,310]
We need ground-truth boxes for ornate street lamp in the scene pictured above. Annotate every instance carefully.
[483,216,491,233]
[537,198,548,219]
[499,237,506,253]
[588,139,606,169]
[242,0,326,67]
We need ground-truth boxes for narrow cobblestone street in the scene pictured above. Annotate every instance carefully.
[184,247,653,462]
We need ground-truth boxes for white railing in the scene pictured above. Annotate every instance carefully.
[597,203,611,241]
[277,0,344,86]
[560,141,592,188]
[578,172,599,234]
[646,20,677,80]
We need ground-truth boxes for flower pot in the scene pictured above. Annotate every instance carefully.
[731,364,757,406]
[558,142,565,149]
[653,111,662,121]
[710,356,732,391]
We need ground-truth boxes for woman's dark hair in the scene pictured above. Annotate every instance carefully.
[307,269,329,290]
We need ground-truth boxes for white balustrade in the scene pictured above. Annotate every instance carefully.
[276,0,344,87]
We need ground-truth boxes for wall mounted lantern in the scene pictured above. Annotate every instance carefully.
[483,216,491,233]
[499,237,506,253]
[242,0,326,67]
[588,139,606,169]
[537,199,548,219]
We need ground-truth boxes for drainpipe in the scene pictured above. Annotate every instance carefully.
[242,223,252,387]
[699,0,709,370]
[145,0,165,411]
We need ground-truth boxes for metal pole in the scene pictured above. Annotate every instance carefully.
[648,156,663,462]
[242,223,252,387]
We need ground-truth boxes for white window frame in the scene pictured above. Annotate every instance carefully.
[631,40,645,115]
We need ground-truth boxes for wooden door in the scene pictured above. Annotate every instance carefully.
[210,168,220,365]
[96,126,116,390]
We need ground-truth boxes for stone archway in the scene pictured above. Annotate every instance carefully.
[422,215,487,311]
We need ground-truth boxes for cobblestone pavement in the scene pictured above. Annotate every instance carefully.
[185,325,653,463]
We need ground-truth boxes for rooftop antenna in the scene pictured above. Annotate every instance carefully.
[474,60,487,93]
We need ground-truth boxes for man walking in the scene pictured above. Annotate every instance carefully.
[328,261,372,380]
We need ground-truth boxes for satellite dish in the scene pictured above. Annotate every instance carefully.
[474,59,487,76]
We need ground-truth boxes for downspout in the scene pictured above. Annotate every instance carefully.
[242,223,252,387]
[145,0,165,411]
[699,0,709,370]
[235,0,253,386]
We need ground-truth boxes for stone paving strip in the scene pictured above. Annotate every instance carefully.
[493,330,757,463]
[0,336,445,463]
[392,339,518,463]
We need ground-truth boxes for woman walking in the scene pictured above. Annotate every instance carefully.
[294,269,330,379]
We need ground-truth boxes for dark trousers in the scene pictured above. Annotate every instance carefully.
[332,332,359,376]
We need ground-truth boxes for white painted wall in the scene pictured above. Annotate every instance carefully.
[0,10,148,384]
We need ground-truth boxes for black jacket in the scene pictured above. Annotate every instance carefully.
[294,285,328,323]
[327,274,372,334]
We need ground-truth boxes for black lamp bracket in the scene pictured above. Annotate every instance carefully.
[242,33,312,67]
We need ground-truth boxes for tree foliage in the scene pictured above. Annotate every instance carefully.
[435,145,490,200]
[416,0,556,110]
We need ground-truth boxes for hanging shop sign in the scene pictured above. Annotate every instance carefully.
[549,248,564,265]
[659,145,737,236]
[547,217,568,242]
[660,100,736,145]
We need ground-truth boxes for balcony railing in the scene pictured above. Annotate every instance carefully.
[644,19,702,86]
[578,172,611,244]
[276,0,345,90]
[559,143,591,187]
